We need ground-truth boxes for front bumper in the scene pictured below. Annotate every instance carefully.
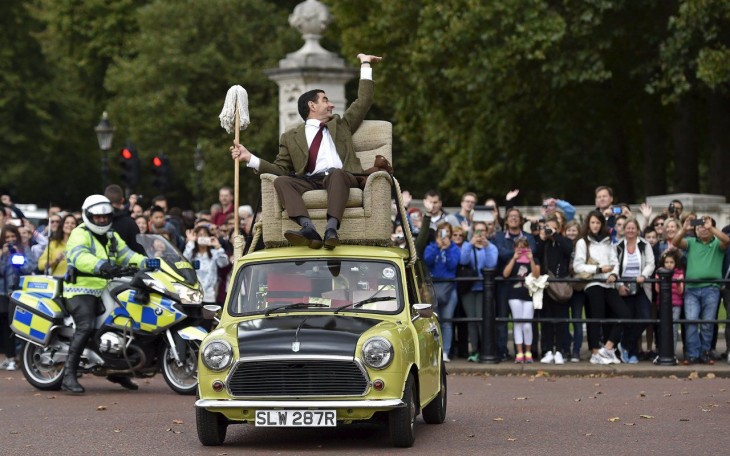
[195,399,405,409]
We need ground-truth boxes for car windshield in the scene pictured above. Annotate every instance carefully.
[136,234,198,285]
[228,259,402,315]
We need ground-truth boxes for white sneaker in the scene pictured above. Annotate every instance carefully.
[553,351,565,365]
[599,347,621,364]
[443,353,451,363]
[590,353,603,364]
[5,359,16,371]
[540,351,555,364]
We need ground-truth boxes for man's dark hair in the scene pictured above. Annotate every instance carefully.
[219,186,233,195]
[424,190,442,200]
[150,205,165,216]
[151,195,167,205]
[595,185,614,197]
[298,89,324,120]
[104,184,124,205]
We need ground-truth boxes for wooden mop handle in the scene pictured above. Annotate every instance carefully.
[233,110,240,238]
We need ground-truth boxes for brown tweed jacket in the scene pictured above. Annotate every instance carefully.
[256,79,375,176]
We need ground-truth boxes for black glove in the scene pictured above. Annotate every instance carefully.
[99,262,121,278]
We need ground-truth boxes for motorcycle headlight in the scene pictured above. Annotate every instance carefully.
[362,337,393,370]
[202,340,233,371]
[173,283,203,304]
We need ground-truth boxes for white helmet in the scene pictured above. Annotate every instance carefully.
[82,194,113,235]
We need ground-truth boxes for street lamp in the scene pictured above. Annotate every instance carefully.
[94,111,115,189]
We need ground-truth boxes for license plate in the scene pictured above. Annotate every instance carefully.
[255,410,336,427]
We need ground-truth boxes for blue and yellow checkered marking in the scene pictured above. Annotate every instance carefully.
[11,291,64,320]
[11,306,53,344]
[178,325,208,341]
[114,290,186,333]
[19,276,60,299]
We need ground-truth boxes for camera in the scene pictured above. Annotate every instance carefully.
[690,218,705,227]
[198,236,212,246]
[543,227,554,237]
[667,203,675,214]
[440,229,449,239]
[612,207,622,215]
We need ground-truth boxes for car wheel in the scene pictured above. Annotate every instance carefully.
[389,373,417,447]
[422,363,447,424]
[196,405,228,446]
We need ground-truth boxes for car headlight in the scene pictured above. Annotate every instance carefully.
[173,283,203,304]
[362,337,393,370]
[202,340,233,371]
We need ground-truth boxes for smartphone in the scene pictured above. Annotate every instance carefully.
[690,218,704,227]
[440,229,449,239]
[9,219,22,227]
[612,207,622,215]
[198,236,211,246]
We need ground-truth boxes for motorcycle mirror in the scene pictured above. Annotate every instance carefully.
[202,304,221,320]
[193,260,200,270]
[146,258,161,270]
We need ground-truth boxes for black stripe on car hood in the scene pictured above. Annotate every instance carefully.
[237,315,381,357]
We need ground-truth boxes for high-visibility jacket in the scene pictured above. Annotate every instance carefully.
[63,224,146,298]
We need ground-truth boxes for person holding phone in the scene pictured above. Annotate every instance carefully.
[503,238,540,363]
[671,216,730,364]
[459,221,498,362]
[184,226,230,306]
[424,222,461,362]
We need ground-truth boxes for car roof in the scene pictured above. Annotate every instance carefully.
[239,245,410,264]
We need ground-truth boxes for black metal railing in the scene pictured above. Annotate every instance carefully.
[433,270,730,366]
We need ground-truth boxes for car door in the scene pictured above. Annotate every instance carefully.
[406,260,440,400]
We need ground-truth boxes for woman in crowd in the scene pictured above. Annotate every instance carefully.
[483,198,504,233]
[424,222,461,363]
[135,215,149,234]
[0,225,35,371]
[37,214,77,277]
[503,237,539,363]
[654,250,684,358]
[459,220,499,362]
[536,215,573,364]
[615,218,655,364]
[451,226,466,248]
[573,210,629,364]
[563,220,585,362]
[184,225,229,307]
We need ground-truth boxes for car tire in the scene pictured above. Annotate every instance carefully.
[389,373,417,447]
[422,363,447,424]
[196,405,228,446]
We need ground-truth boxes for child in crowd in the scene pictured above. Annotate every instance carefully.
[503,238,539,363]
[654,250,684,357]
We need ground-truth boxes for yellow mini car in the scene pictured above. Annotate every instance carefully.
[195,245,447,447]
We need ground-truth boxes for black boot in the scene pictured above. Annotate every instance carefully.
[107,375,138,390]
[61,346,85,394]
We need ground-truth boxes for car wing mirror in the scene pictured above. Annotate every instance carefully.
[203,304,221,321]
[412,303,433,321]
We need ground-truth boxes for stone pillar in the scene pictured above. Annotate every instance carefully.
[265,0,357,136]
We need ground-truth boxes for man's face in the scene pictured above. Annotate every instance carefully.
[309,92,334,122]
[150,211,166,228]
[595,189,612,210]
[219,189,232,207]
[505,210,521,230]
[645,231,658,246]
[460,195,476,213]
[615,218,626,236]
[424,195,442,214]
[92,214,110,228]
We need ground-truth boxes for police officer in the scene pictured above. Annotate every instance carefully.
[61,195,146,394]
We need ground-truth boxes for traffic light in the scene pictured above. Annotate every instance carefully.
[119,143,140,190]
[152,154,171,191]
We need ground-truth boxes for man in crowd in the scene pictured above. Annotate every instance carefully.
[672,216,730,365]
[424,190,448,230]
[446,192,477,234]
[541,196,576,221]
[104,185,144,254]
[213,186,235,227]
[230,53,382,250]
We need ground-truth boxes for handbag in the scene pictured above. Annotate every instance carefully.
[571,240,596,292]
[456,248,478,295]
[544,248,573,303]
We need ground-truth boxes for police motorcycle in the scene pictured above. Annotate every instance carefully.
[10,233,208,395]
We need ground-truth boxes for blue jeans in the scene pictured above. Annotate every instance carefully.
[434,282,458,357]
[683,287,720,359]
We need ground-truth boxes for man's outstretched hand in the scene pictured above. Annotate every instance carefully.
[357,53,383,64]
[230,142,252,162]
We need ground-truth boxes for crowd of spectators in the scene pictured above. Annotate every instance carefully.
[396,186,730,366]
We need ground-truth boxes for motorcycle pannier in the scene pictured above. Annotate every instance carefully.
[10,290,65,345]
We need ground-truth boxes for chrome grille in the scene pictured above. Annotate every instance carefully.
[228,359,369,397]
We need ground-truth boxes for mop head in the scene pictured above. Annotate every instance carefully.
[219,85,250,133]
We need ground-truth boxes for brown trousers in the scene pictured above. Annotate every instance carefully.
[273,168,360,223]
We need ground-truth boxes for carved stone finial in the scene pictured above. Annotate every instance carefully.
[288,0,333,59]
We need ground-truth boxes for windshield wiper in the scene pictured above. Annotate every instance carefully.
[264,302,330,316]
[334,296,394,314]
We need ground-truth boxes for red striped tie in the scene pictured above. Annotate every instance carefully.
[306,122,326,173]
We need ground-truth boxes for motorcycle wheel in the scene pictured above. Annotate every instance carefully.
[20,340,64,391]
[160,340,199,395]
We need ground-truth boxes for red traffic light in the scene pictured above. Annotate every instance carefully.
[152,156,163,167]
[121,148,132,160]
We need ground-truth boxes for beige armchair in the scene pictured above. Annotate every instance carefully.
[260,120,394,247]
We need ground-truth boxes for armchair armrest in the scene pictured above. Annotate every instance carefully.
[362,171,393,217]
[260,173,282,221]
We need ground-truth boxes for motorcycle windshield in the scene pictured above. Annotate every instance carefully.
[136,234,198,286]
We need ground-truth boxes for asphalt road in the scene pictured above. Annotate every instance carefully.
[1,370,728,455]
